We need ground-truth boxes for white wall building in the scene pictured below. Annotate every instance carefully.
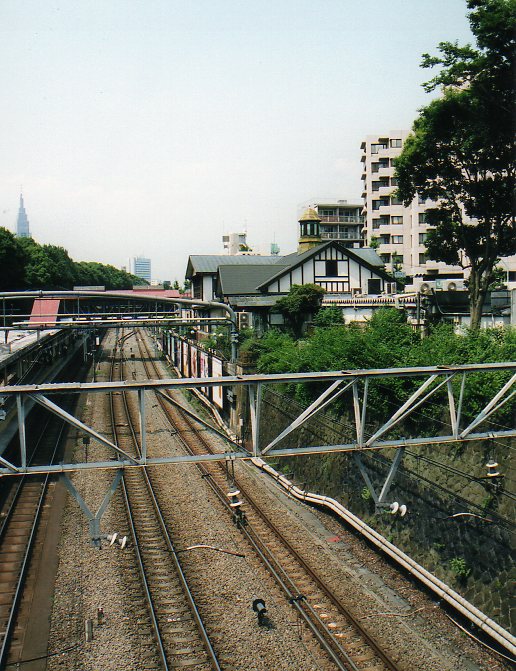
[361,131,464,282]
[222,232,250,255]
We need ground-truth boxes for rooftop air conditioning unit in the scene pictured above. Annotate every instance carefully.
[237,312,252,330]
[441,279,466,292]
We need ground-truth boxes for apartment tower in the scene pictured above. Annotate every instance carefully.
[361,131,463,282]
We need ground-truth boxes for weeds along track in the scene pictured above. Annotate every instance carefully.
[109,330,221,671]
[136,328,403,671]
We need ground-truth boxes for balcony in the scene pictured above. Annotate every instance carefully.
[321,231,362,241]
[318,215,365,224]
[379,187,395,198]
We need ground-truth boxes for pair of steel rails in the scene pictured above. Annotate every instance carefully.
[133,328,401,671]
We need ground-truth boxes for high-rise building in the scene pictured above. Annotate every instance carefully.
[16,193,31,238]
[361,132,462,281]
[131,256,151,283]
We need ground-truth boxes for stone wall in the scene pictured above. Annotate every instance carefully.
[258,388,514,633]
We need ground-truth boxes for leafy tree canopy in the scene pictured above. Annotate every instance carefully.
[395,0,516,329]
[0,228,143,290]
[253,308,515,427]
[312,307,343,328]
[0,228,26,291]
[275,284,326,337]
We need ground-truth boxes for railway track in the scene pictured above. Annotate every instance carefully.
[0,420,64,670]
[109,330,221,671]
[135,329,402,671]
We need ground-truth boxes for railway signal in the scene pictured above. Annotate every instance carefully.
[252,598,268,626]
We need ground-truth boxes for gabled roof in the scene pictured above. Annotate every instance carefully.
[256,241,390,290]
[218,264,289,296]
[350,248,385,267]
[186,255,282,278]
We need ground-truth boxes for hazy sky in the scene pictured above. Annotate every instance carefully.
[0,1,474,282]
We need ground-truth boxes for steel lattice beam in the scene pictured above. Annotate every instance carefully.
[0,362,513,477]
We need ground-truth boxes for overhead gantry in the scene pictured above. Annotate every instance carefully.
[0,361,514,474]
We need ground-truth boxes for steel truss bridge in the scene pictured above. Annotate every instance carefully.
[0,359,513,547]
[0,361,514,487]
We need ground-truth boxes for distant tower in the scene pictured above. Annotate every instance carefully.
[16,193,31,238]
[298,207,321,254]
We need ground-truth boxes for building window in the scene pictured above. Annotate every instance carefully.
[368,278,382,294]
[379,158,389,169]
[320,209,336,216]
[392,254,403,264]
[390,177,398,186]
[380,253,391,263]
[419,213,427,224]
[419,253,427,264]
[419,233,427,244]
[372,162,379,173]
[392,235,403,244]
[372,199,388,210]
[391,216,403,224]
[390,195,402,205]
[325,259,338,276]
[193,278,202,299]
[390,138,402,148]
[372,181,383,191]
[371,143,387,154]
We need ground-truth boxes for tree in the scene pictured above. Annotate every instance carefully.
[19,238,55,288]
[42,245,76,288]
[0,228,26,290]
[395,0,516,329]
[275,284,325,337]
[312,306,343,328]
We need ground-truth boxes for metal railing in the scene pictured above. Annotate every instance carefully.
[319,215,364,223]
[321,232,362,240]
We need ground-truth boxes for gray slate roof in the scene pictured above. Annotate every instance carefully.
[351,248,385,267]
[187,255,282,276]
[218,264,289,295]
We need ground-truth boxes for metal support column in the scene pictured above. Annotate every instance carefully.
[61,470,123,546]
[249,383,263,457]
[353,453,379,504]
[16,394,27,469]
[377,447,405,504]
[353,447,405,511]
[446,375,458,438]
[139,389,146,463]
